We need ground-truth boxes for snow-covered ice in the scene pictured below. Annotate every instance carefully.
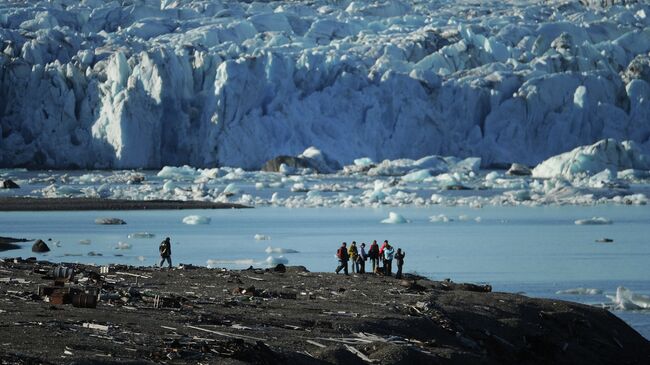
[2,1,650,169]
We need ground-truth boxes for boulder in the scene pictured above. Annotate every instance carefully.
[31,239,50,253]
[273,263,286,273]
[261,156,313,173]
[95,217,126,225]
[1,179,20,189]
[506,163,532,176]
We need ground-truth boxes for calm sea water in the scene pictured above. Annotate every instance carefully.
[1,205,649,338]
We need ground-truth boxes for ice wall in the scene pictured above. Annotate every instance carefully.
[1,0,650,169]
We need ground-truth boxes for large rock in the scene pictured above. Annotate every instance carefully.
[95,217,127,225]
[31,239,50,253]
[1,179,20,189]
[261,156,313,173]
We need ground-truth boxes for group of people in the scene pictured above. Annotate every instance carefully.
[335,240,406,278]
[158,237,406,278]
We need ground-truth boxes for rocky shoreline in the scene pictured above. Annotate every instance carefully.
[0,258,648,364]
[0,198,248,211]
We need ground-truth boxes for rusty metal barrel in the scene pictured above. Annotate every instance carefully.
[51,266,74,281]
[71,293,97,308]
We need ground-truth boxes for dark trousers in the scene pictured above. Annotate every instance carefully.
[370,258,378,272]
[384,260,392,276]
[359,259,365,274]
[335,260,348,275]
[159,255,172,268]
[396,263,403,279]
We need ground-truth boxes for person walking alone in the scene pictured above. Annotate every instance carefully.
[335,242,349,275]
[395,248,406,279]
[384,244,395,276]
[159,237,172,269]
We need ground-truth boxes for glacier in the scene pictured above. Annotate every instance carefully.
[1,0,650,169]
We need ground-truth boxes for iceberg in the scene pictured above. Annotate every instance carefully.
[254,234,271,241]
[266,256,289,266]
[381,212,409,224]
[574,217,612,225]
[532,139,650,179]
[265,246,299,254]
[128,232,156,239]
[182,215,211,225]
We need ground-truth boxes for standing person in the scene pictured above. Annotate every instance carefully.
[335,242,349,275]
[358,243,368,274]
[159,237,172,268]
[379,240,389,273]
[368,240,380,273]
[395,248,406,279]
[348,241,359,273]
[384,244,395,276]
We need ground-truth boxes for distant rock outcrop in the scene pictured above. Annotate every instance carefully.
[1,179,20,189]
[31,239,50,253]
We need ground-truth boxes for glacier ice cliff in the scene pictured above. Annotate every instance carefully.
[1,0,650,169]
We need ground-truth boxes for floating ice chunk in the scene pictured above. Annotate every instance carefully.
[254,234,271,241]
[485,171,501,181]
[115,242,132,250]
[255,182,266,190]
[354,158,374,166]
[79,239,91,245]
[163,180,177,193]
[157,166,198,179]
[458,215,471,221]
[291,183,309,192]
[607,287,650,310]
[381,212,409,224]
[574,217,612,225]
[265,246,299,254]
[612,193,648,205]
[128,232,155,239]
[182,215,211,225]
[223,183,239,196]
[95,217,126,225]
[453,158,481,173]
[137,256,145,262]
[266,255,288,266]
[532,139,650,179]
[556,288,603,295]
[474,217,482,223]
[402,169,432,182]
[430,214,452,223]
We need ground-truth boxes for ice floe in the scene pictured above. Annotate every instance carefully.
[381,212,409,224]
[128,232,156,239]
[182,215,212,225]
[556,288,603,295]
[265,246,299,254]
[574,217,613,225]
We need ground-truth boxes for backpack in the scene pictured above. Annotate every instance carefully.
[336,247,344,259]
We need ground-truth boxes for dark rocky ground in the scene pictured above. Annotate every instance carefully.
[0,258,648,364]
[0,198,247,211]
